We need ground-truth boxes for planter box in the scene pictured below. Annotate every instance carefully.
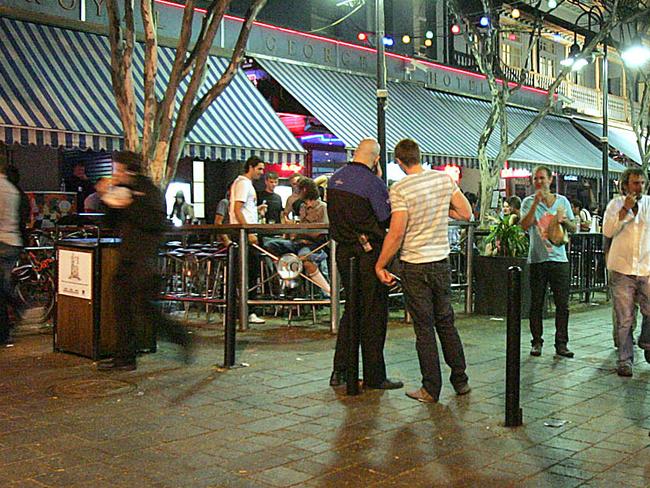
[473,256,530,318]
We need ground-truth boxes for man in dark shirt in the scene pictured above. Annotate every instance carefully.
[97,151,191,370]
[327,138,402,390]
[65,162,94,213]
[257,171,282,224]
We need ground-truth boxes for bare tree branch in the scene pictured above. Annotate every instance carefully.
[106,0,138,151]
[141,0,158,168]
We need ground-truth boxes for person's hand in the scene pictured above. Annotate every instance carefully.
[95,177,112,195]
[248,234,259,246]
[555,207,566,224]
[375,267,396,286]
[623,193,638,211]
[258,203,268,216]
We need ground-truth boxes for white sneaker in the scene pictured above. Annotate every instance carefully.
[248,313,265,324]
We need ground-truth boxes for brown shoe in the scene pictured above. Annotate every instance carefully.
[405,387,437,403]
[97,358,136,371]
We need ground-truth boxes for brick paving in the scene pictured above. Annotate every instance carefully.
[2,303,650,487]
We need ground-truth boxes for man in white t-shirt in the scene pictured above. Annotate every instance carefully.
[229,156,266,324]
[375,139,473,403]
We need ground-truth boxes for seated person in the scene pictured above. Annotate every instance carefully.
[170,190,194,225]
[265,177,330,294]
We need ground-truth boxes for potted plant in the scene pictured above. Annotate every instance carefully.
[474,215,530,317]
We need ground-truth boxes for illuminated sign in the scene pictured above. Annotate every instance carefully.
[268,162,304,177]
[500,166,531,179]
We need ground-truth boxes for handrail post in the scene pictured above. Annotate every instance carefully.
[465,223,474,314]
[239,228,249,331]
[505,265,523,427]
[346,256,360,396]
[224,243,238,368]
[329,240,339,334]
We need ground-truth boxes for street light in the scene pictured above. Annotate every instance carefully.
[621,39,650,67]
[561,7,610,211]
[376,0,388,181]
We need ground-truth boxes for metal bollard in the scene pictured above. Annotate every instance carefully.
[346,256,361,396]
[505,265,523,427]
[223,243,238,368]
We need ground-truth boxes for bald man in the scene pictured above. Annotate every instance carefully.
[327,138,403,390]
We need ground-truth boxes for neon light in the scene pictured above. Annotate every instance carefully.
[500,167,531,179]
[152,0,551,96]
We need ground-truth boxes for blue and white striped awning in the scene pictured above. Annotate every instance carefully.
[258,58,623,176]
[0,17,304,163]
[574,118,642,165]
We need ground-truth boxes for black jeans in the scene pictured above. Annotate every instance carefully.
[529,261,570,347]
[400,259,468,400]
[114,257,189,362]
[333,244,388,387]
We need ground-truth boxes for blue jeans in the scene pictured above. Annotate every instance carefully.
[610,271,650,366]
[400,259,468,400]
[0,243,21,341]
[264,238,327,265]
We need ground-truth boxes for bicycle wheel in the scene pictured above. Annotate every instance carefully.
[15,272,55,323]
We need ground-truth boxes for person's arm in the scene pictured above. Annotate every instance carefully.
[368,179,392,229]
[603,198,634,238]
[449,188,472,221]
[375,210,407,285]
[520,194,541,231]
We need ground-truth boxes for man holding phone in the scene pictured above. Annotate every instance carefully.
[603,168,650,377]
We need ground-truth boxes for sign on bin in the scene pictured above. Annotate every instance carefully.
[57,249,92,299]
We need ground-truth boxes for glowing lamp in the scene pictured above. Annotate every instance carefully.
[425,30,434,39]
[511,8,520,18]
[508,33,517,41]
[402,35,411,44]
[479,16,490,27]
[424,39,433,47]
[382,36,394,47]
[357,32,368,42]
[548,0,557,8]
[451,24,461,35]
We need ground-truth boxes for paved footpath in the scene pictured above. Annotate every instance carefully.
[2,305,650,488]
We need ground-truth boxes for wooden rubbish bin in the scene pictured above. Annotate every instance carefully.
[54,238,156,359]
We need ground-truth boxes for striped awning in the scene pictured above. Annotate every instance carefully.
[258,58,623,177]
[573,119,642,165]
[0,17,304,163]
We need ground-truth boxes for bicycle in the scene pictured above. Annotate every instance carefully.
[11,247,56,324]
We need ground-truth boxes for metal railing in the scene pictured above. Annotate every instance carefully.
[568,232,607,302]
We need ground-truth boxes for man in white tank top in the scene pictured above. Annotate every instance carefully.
[375,139,473,403]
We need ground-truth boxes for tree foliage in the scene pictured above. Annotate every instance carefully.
[106,0,267,188]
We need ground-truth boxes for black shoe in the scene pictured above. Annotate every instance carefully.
[454,382,471,395]
[366,379,404,390]
[329,370,346,387]
[97,358,136,371]
[617,363,633,377]
[555,346,574,358]
[530,344,542,356]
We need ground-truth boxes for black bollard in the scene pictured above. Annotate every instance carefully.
[346,256,361,395]
[224,243,238,368]
[505,265,523,427]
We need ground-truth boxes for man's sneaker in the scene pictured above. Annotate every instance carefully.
[248,313,265,324]
[617,363,633,377]
[405,387,437,403]
[555,345,574,358]
[644,349,650,364]
[97,358,136,371]
[454,383,471,396]
[530,344,542,356]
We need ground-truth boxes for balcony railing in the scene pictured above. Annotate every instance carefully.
[450,51,632,123]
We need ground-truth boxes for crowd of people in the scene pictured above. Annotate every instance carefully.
[2,139,649,392]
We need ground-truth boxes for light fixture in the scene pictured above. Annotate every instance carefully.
[382,36,394,47]
[357,32,368,42]
[572,58,588,71]
[425,30,434,39]
[508,33,517,41]
[621,41,650,67]
[450,24,461,35]
[479,16,490,27]
[402,34,411,44]
[548,0,557,8]
[424,38,433,47]
[560,42,582,67]
[511,8,520,18]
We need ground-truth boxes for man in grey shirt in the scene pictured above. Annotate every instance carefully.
[0,153,23,344]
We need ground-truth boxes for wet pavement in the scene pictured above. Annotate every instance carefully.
[2,302,650,487]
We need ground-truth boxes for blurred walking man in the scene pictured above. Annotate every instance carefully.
[603,168,650,377]
[375,139,472,403]
[328,138,402,390]
[97,151,191,370]
[521,166,576,358]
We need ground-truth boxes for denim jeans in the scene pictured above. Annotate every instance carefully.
[0,243,21,341]
[264,238,327,265]
[529,262,570,347]
[610,271,650,366]
[400,259,468,400]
